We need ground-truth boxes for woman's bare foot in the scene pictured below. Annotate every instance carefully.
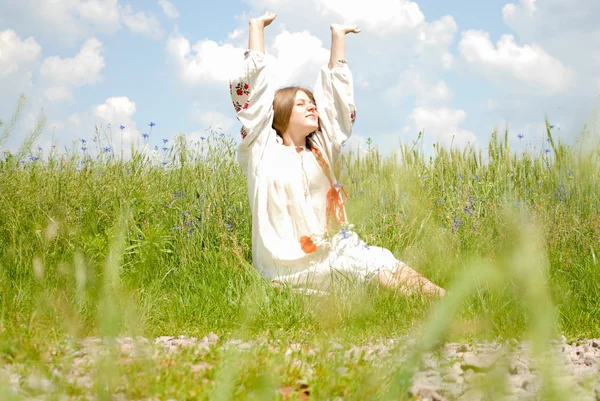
[394,262,446,297]
[250,11,277,28]
[330,23,361,35]
[376,263,446,297]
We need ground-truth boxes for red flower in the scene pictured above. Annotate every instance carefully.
[300,236,317,254]
[242,102,249,110]
[236,89,243,96]
[244,83,249,89]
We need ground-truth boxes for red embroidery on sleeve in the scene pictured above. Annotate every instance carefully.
[233,100,248,113]
[236,82,250,96]
[240,126,247,140]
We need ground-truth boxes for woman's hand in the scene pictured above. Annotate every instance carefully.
[248,12,277,54]
[330,24,361,35]
[250,11,277,28]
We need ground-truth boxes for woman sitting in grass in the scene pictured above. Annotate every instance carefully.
[230,11,445,296]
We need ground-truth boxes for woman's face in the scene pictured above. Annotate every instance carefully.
[287,90,319,136]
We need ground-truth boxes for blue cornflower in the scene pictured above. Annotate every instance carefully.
[80,139,87,144]
[226,223,233,232]
[142,133,149,139]
[518,133,524,139]
[149,122,156,127]
[162,138,168,144]
[545,149,551,154]
[452,216,463,233]
[173,226,181,231]
[162,147,168,151]
[340,227,351,239]
[103,146,111,153]
[463,206,473,217]
[82,147,87,152]
[550,125,555,129]
[119,125,125,130]
[200,136,206,141]
[188,229,193,235]
[219,133,225,137]
[37,146,42,152]
[162,161,167,165]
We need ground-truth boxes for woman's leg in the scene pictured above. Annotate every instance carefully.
[376,262,446,297]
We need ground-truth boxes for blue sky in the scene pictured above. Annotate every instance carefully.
[0,0,598,158]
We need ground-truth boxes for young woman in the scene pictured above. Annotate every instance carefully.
[229,12,445,296]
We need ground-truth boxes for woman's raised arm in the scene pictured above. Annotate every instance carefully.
[249,12,276,54]
[312,24,360,167]
[230,12,278,174]
[328,24,361,70]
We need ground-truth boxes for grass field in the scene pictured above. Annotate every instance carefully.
[1,98,599,400]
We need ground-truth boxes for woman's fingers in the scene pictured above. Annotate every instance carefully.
[331,23,361,35]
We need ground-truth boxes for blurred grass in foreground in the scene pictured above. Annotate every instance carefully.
[0,97,599,400]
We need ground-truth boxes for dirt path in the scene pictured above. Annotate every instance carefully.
[2,335,599,400]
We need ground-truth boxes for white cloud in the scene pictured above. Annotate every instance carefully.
[35,0,121,40]
[315,0,425,35]
[409,106,479,150]
[167,35,242,84]
[1,0,163,44]
[0,30,41,77]
[121,5,164,39]
[503,0,536,22]
[40,38,104,86]
[94,96,135,120]
[459,30,575,95]
[270,31,329,87]
[43,86,74,103]
[388,70,452,106]
[415,15,457,71]
[167,29,329,88]
[56,96,144,157]
[40,38,105,102]
[189,106,235,132]
[158,0,179,19]
[228,29,243,40]
[79,0,121,26]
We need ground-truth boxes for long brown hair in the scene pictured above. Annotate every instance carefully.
[272,86,319,150]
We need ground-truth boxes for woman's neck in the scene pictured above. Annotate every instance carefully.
[281,132,306,148]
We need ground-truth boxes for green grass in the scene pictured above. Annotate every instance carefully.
[0,97,599,399]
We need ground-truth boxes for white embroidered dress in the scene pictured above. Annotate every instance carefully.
[230,50,399,290]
